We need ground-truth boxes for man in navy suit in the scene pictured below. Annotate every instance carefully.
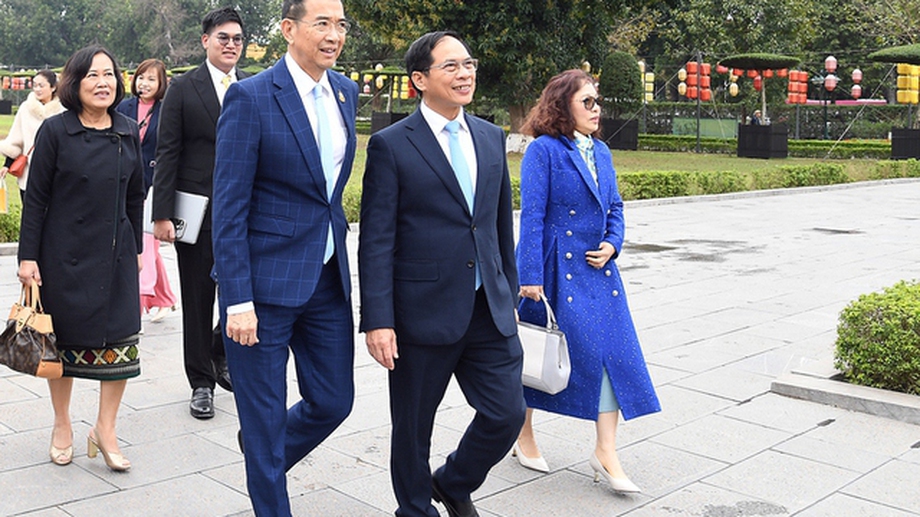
[212,0,356,514]
[359,31,526,517]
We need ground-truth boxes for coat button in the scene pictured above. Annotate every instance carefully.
[77,217,84,224]
[569,210,576,216]
[565,252,573,259]
[71,259,78,265]
[605,270,611,277]
[149,160,156,168]
[566,230,573,236]
[612,290,619,296]
[467,260,475,268]
[567,296,573,303]
[566,274,572,280]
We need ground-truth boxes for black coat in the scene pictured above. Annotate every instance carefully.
[18,110,145,348]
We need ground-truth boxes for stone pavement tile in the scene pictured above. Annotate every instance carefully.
[841,459,920,514]
[629,301,714,331]
[796,493,919,517]
[744,318,831,345]
[353,362,388,397]
[115,400,237,445]
[325,425,392,470]
[704,450,861,513]
[717,393,849,434]
[698,306,781,328]
[0,386,103,433]
[804,411,920,458]
[673,365,774,402]
[60,474,251,517]
[16,507,72,517]
[477,468,648,517]
[0,463,116,516]
[341,389,395,432]
[289,488,392,516]
[772,436,890,473]
[334,469,399,514]
[119,374,192,411]
[645,363,691,386]
[196,423,246,455]
[650,414,790,464]
[731,346,826,379]
[903,448,920,465]
[0,426,92,472]
[71,433,242,490]
[619,482,789,517]
[285,445,386,497]
[0,375,42,405]
[646,341,747,375]
[651,385,738,427]
[597,440,728,497]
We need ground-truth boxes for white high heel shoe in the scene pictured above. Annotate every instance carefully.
[512,441,549,473]
[589,453,640,493]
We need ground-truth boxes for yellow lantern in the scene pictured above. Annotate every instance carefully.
[729,83,739,97]
[911,76,919,90]
[644,82,654,92]
[677,82,687,96]
[350,71,359,82]
[912,91,920,104]
[644,92,654,103]
[898,63,911,75]
[677,68,687,81]
[638,60,646,74]
[898,76,910,89]
[645,72,655,83]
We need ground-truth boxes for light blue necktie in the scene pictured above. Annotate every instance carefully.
[313,84,335,263]
[444,120,480,289]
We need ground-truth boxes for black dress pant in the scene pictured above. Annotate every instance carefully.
[175,228,225,389]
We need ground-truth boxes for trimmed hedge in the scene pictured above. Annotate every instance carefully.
[638,134,891,159]
[0,203,20,242]
[835,281,920,396]
[871,159,920,179]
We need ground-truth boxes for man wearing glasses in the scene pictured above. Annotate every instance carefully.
[359,31,525,517]
[212,0,357,515]
[152,6,249,420]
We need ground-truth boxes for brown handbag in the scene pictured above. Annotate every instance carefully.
[0,280,62,379]
[8,145,33,178]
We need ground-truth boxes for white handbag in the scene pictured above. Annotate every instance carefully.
[517,294,571,394]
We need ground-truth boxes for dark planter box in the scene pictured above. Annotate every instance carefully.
[737,123,788,159]
[371,112,408,134]
[0,100,11,115]
[891,128,920,160]
[600,118,638,151]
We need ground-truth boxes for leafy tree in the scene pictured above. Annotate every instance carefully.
[346,0,634,131]
[599,51,642,120]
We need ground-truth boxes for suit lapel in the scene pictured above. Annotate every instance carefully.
[271,59,326,199]
[191,64,221,124]
[328,72,356,198]
[467,115,495,216]
[404,110,471,215]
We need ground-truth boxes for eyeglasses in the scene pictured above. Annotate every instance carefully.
[580,96,602,110]
[425,58,479,75]
[288,17,351,35]
[214,33,244,47]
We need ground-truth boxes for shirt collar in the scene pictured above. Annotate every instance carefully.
[205,59,236,84]
[420,100,468,135]
[285,52,332,99]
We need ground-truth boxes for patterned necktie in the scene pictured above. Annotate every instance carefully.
[444,120,480,289]
[221,74,232,91]
[576,135,598,184]
[313,84,335,263]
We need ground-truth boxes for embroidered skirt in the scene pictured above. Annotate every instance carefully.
[59,334,141,381]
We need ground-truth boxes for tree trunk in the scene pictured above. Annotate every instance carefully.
[509,103,531,134]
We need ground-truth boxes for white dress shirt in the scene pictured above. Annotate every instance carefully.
[205,60,237,106]
[420,101,478,191]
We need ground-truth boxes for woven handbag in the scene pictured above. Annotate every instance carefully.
[0,280,62,379]
[517,294,571,394]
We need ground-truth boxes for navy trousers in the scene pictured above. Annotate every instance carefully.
[390,289,526,517]
[222,260,355,517]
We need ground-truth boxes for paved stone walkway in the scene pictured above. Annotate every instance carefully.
[1,179,919,516]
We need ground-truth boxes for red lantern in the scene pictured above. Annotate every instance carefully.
[686,74,698,86]
[763,69,774,78]
[716,64,729,74]
[701,63,711,76]
[753,76,763,91]
[777,69,788,78]
[700,88,712,101]
[687,86,698,99]
[733,68,744,77]
[687,61,698,74]
[700,76,711,88]
[746,69,759,78]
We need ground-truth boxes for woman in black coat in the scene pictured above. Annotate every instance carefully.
[18,45,144,472]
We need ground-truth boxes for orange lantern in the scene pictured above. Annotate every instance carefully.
[733,68,744,76]
[716,64,729,74]
[700,88,712,101]
[687,61,698,74]
[687,86,698,99]
[701,63,711,76]
[776,69,788,78]
[700,76,711,88]
[763,69,774,78]
[686,74,698,86]
[746,69,759,78]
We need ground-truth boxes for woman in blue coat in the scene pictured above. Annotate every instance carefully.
[514,69,660,492]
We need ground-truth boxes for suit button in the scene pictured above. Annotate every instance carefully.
[566,274,572,280]
[565,252,573,259]
[569,210,576,216]
[71,259,78,265]
[612,290,619,296]
[467,260,475,268]
[605,270,611,277]
[565,230,573,236]
[471,225,477,231]
[567,296,573,303]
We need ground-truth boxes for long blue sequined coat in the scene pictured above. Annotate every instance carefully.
[516,134,660,421]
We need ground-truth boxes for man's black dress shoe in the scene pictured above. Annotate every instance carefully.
[190,387,215,419]
[432,476,479,517]
[213,357,233,392]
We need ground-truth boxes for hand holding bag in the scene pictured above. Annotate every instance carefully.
[0,280,62,379]
[517,294,571,394]
[8,145,33,178]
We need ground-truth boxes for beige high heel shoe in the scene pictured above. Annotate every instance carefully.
[49,432,73,466]
[87,429,131,472]
[589,453,640,493]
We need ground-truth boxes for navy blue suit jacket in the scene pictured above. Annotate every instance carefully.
[116,97,160,190]
[212,58,357,307]
[358,109,519,345]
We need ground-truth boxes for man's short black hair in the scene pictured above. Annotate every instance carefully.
[202,6,244,35]
[404,31,471,97]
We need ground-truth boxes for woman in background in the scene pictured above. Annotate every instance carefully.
[18,45,144,471]
[117,59,178,323]
[514,69,660,493]
[0,70,66,206]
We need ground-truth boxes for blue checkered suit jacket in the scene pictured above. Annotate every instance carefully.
[212,58,357,307]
